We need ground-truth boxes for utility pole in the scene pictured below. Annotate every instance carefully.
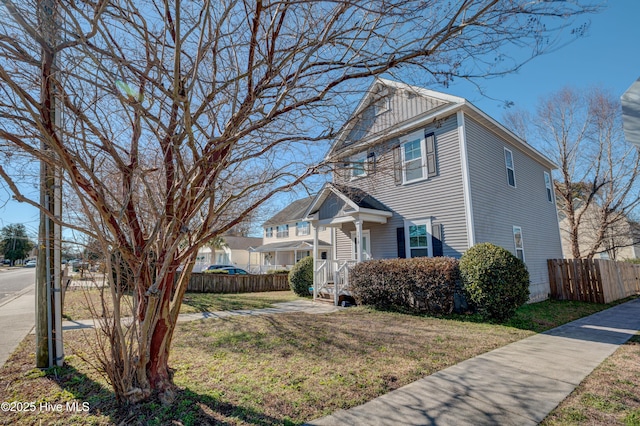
[36,0,63,369]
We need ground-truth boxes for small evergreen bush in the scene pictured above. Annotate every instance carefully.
[288,256,314,296]
[459,242,529,322]
[349,257,460,314]
[203,269,229,274]
[267,269,290,274]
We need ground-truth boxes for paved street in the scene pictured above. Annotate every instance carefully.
[0,267,36,305]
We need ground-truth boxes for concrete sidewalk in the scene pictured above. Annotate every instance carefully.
[308,298,640,426]
[0,284,35,367]
[61,299,340,331]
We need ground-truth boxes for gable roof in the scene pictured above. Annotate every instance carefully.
[263,196,315,227]
[329,183,390,212]
[222,236,263,250]
[304,182,392,225]
[327,78,558,170]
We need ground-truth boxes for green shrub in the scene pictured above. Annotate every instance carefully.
[459,242,529,322]
[267,269,290,274]
[203,269,229,274]
[288,256,314,296]
[349,257,460,314]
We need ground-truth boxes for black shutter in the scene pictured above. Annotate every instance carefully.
[367,151,376,174]
[396,227,406,258]
[425,132,438,177]
[432,223,443,257]
[393,145,402,185]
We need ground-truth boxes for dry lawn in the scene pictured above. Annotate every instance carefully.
[1,296,635,425]
[62,289,301,321]
[542,334,640,426]
[0,307,532,425]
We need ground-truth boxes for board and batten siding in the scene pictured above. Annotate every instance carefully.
[464,115,563,301]
[334,112,469,260]
[343,88,450,147]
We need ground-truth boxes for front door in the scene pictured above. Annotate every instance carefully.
[351,230,371,261]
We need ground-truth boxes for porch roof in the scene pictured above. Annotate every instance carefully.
[304,182,392,226]
[250,239,331,253]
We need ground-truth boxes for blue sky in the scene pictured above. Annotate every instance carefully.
[1,0,637,236]
[442,0,640,122]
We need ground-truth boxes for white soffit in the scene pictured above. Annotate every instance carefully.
[622,77,640,148]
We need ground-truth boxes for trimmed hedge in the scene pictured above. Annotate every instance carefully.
[349,257,460,314]
[459,242,529,322]
[203,269,229,274]
[288,256,314,296]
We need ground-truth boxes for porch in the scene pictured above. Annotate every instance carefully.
[305,183,393,305]
[249,239,332,274]
[313,259,357,305]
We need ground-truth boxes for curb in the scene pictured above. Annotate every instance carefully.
[0,284,35,308]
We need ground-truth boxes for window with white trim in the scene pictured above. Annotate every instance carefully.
[404,218,432,258]
[544,171,553,202]
[504,148,516,187]
[513,226,525,262]
[276,224,289,238]
[296,221,310,236]
[296,250,311,262]
[265,227,273,238]
[398,130,437,184]
[401,130,426,183]
[351,153,367,179]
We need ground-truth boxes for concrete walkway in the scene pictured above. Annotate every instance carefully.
[0,284,35,367]
[308,298,640,426]
[61,299,339,331]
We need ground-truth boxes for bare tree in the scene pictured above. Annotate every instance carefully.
[504,87,640,259]
[0,0,598,403]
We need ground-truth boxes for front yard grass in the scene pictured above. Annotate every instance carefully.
[62,290,301,321]
[0,296,631,425]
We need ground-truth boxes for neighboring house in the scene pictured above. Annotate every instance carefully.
[304,78,563,302]
[250,197,333,273]
[195,235,262,272]
[558,201,640,261]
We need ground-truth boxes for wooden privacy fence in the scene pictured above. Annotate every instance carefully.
[186,273,290,293]
[548,259,640,303]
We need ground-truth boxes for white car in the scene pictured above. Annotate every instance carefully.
[24,260,37,267]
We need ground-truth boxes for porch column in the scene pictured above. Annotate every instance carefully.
[355,219,363,263]
[313,224,319,300]
[275,250,279,268]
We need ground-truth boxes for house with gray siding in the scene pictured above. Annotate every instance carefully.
[304,78,563,303]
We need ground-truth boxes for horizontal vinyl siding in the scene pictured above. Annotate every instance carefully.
[465,115,563,301]
[340,113,468,259]
[336,226,353,261]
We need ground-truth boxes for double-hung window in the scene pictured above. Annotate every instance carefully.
[351,153,367,179]
[399,130,437,184]
[265,227,273,238]
[505,148,516,187]
[276,224,289,238]
[513,226,525,262]
[404,218,432,258]
[544,171,553,202]
[296,221,310,236]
